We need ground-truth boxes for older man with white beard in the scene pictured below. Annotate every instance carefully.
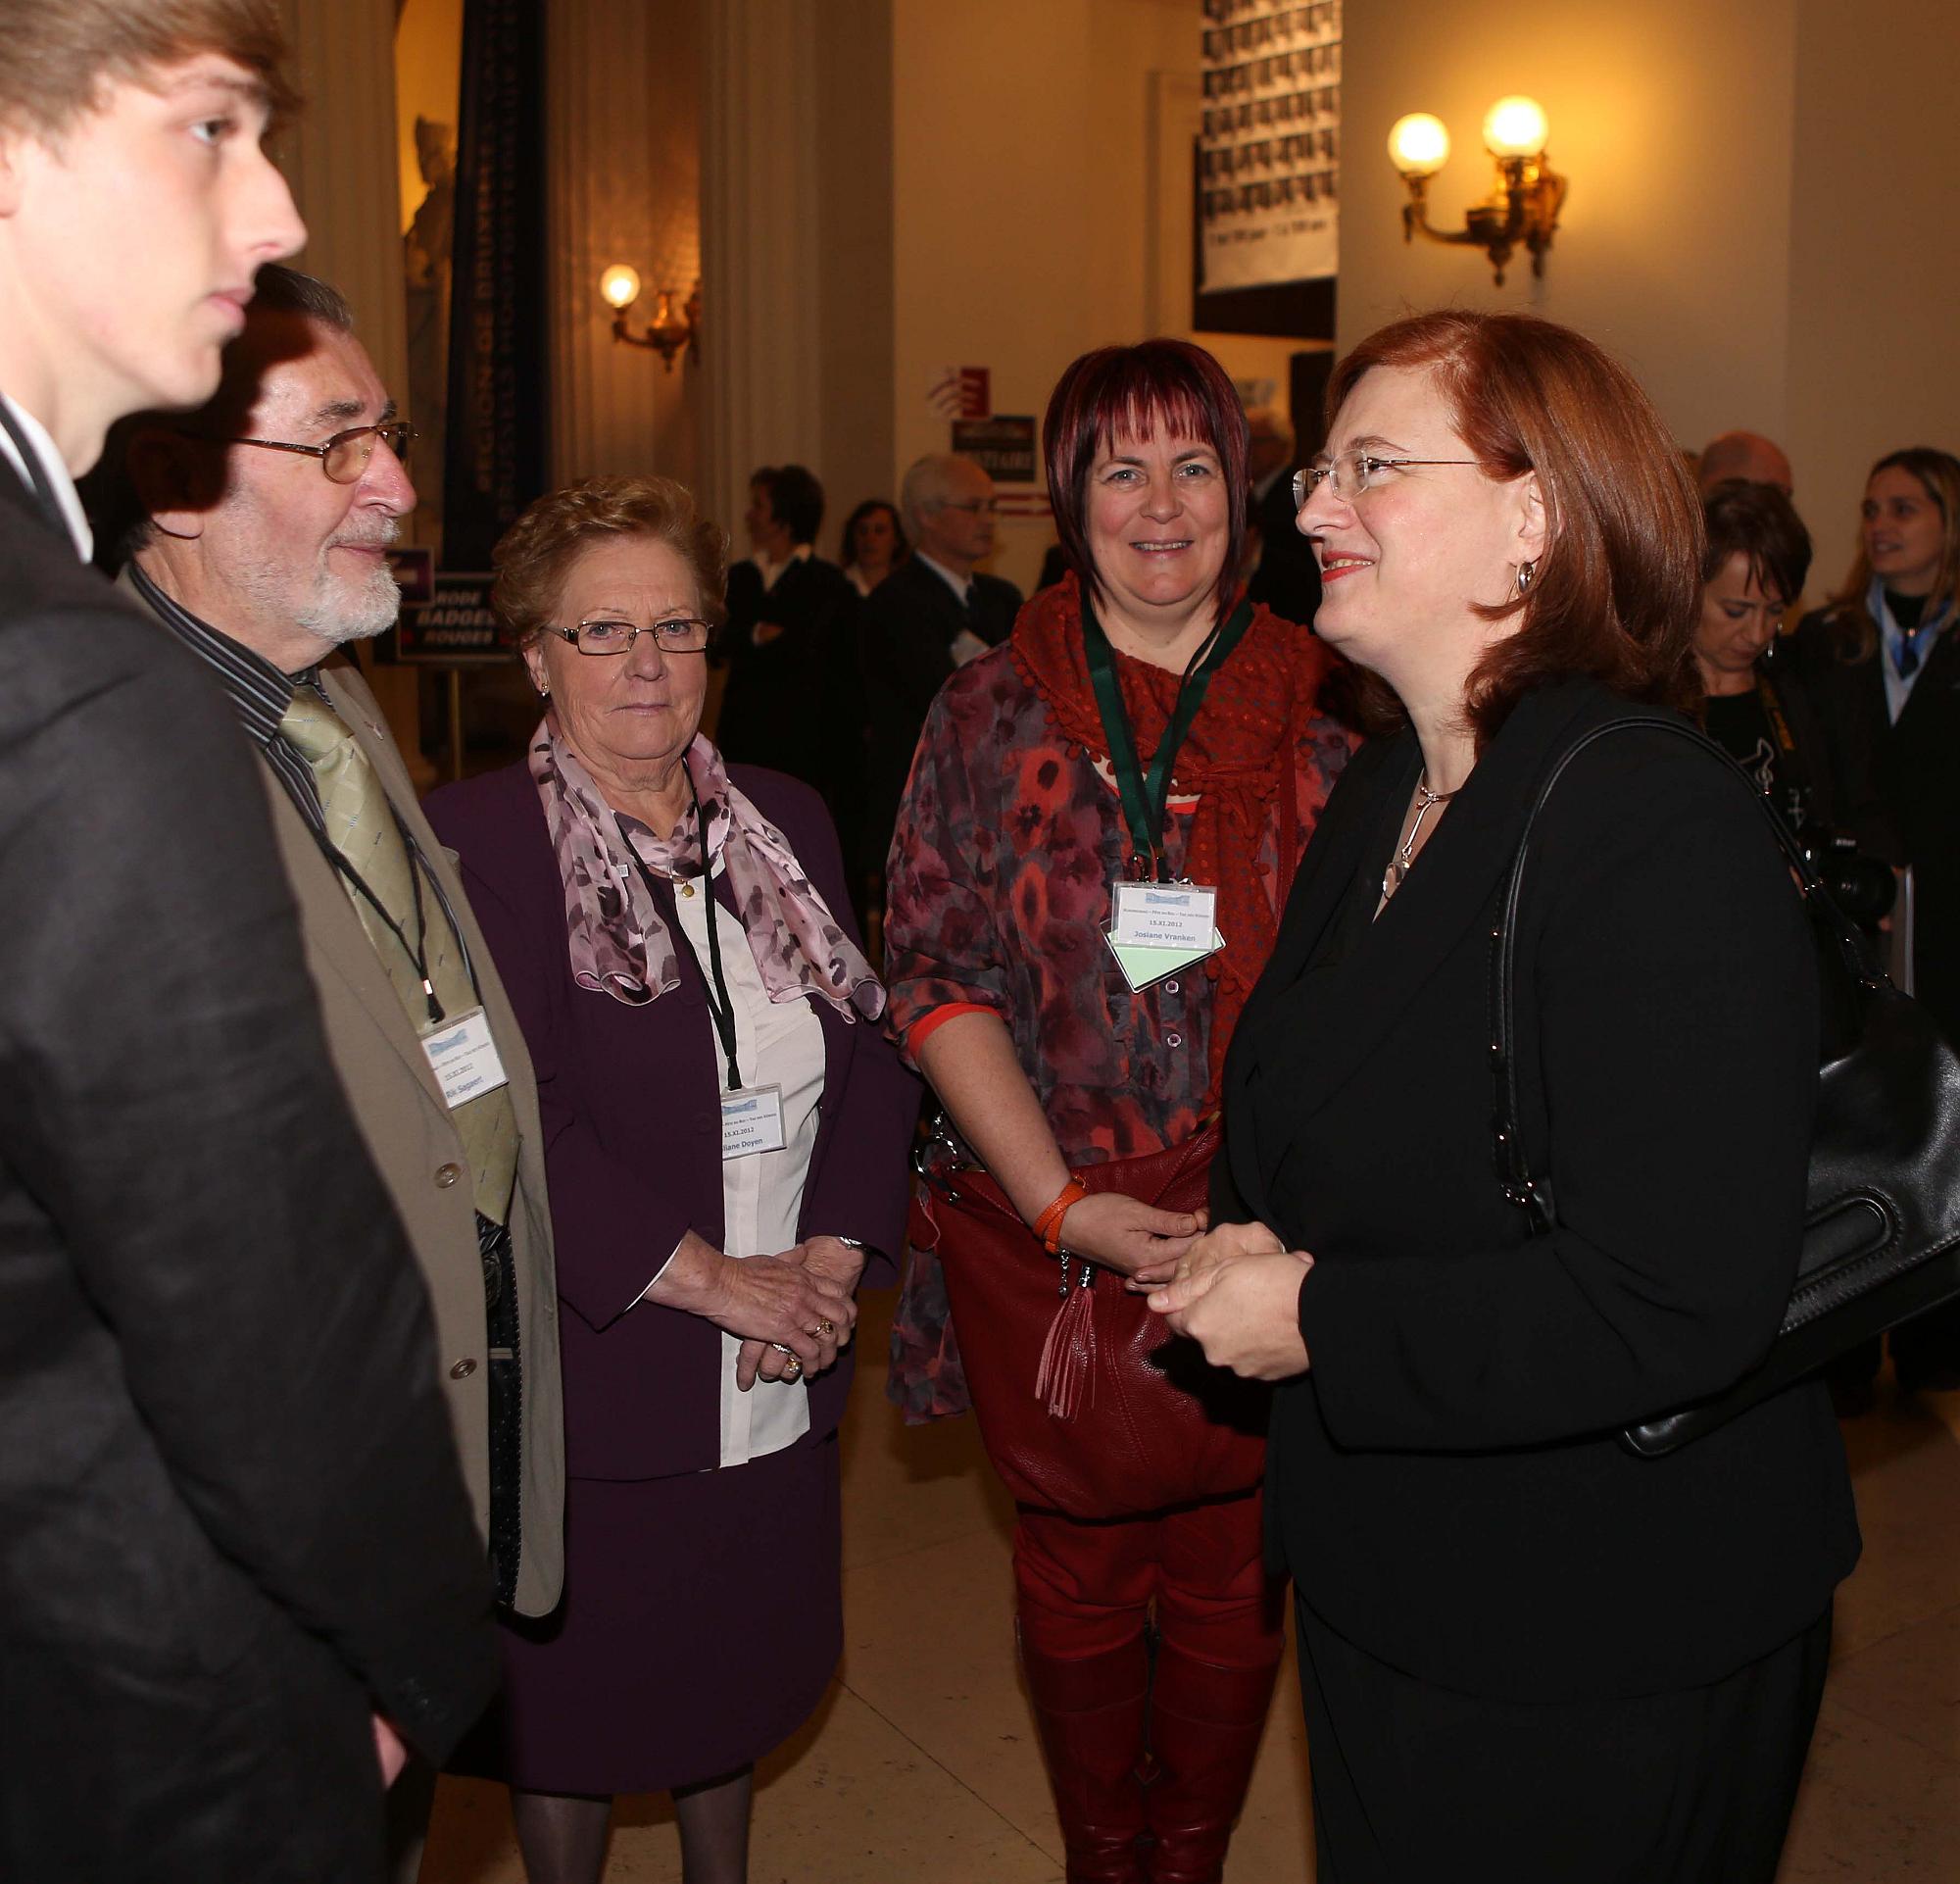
[103,262,565,1884]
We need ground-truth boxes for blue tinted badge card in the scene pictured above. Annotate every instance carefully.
[1111,882,1218,953]
[720,1084,787,1160]
[421,1007,512,1110]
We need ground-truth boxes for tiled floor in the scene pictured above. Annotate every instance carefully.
[423,1296,1960,1882]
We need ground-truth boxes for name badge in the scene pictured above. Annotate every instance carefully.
[1110,882,1218,953]
[422,1007,511,1111]
[1104,927,1225,994]
[720,1084,787,1161]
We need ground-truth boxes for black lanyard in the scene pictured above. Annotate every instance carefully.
[631,767,744,1091]
[318,810,449,1026]
[1081,592,1253,880]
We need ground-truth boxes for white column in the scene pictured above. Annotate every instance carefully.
[275,0,410,406]
[546,0,705,495]
[700,0,825,540]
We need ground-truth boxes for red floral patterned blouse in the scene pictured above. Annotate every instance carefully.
[883,620,1354,1169]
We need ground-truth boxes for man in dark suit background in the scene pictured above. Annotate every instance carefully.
[0,11,497,1881]
[1244,405,1323,629]
[715,461,860,814]
[858,451,1023,885]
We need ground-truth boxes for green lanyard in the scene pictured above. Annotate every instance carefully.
[1081,592,1253,880]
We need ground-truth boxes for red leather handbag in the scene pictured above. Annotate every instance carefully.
[912,1119,1269,1519]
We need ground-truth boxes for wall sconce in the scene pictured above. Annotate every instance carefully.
[600,265,702,372]
[1387,96,1567,286]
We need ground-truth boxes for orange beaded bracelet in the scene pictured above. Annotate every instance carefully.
[1033,1175,1089,1256]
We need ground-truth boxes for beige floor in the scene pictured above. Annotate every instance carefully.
[422,1296,1960,1882]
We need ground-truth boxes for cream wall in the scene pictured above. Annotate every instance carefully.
[1340,0,1799,463]
[1787,0,1960,593]
[1341,0,1960,603]
[276,0,409,408]
[548,0,704,495]
[892,0,1202,593]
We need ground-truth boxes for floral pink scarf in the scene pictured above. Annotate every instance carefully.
[530,719,884,1022]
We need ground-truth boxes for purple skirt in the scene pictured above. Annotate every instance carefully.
[491,1433,842,1795]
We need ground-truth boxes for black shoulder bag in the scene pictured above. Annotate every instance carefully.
[1490,713,1960,1457]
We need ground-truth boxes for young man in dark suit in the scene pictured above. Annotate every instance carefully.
[858,451,1024,881]
[0,10,497,1880]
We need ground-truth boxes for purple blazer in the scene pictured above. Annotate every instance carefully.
[425,759,919,1480]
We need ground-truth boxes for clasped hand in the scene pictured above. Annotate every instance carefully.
[1143,1220,1315,1381]
[720,1235,863,1391]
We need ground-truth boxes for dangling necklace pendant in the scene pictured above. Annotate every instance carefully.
[1381,772,1457,903]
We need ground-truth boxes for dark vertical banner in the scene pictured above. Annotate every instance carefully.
[441,0,548,572]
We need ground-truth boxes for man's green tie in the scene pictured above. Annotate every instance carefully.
[279,687,518,1224]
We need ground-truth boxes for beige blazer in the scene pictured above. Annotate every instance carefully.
[120,622,566,1615]
[285,667,564,1615]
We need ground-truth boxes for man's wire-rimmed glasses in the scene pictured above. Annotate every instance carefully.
[1293,449,1480,510]
[213,421,416,484]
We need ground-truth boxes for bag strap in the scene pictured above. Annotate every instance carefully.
[1489,710,1885,1233]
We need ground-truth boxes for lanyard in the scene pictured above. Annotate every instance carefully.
[317,809,449,1026]
[1081,592,1252,880]
[630,767,744,1091]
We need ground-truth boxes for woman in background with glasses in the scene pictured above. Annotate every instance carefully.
[425,474,919,1884]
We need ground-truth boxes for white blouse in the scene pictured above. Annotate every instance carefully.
[669,863,828,1469]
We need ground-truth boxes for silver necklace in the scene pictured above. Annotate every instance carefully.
[1381,772,1458,902]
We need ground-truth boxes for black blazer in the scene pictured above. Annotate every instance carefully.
[0,477,494,1878]
[858,555,1021,875]
[1246,468,1323,629]
[1789,609,1960,1040]
[1225,679,1858,1702]
[715,553,860,811]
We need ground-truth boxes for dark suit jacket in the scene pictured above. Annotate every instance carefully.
[1225,679,1858,1701]
[715,553,861,812]
[425,761,920,1481]
[1246,467,1323,629]
[0,480,494,1881]
[1789,610,1960,1039]
[858,555,1022,877]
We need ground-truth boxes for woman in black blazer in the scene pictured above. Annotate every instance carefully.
[1148,311,1859,1883]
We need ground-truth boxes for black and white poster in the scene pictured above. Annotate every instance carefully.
[1200,0,1341,292]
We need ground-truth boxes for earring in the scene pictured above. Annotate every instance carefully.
[1516,559,1537,594]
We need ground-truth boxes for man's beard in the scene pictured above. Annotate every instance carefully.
[292,534,404,646]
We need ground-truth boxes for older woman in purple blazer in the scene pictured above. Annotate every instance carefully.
[425,474,918,1884]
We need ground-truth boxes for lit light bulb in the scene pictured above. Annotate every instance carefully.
[1482,95,1548,160]
[1387,113,1451,178]
[600,264,642,311]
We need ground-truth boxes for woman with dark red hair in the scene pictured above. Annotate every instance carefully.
[883,338,1354,1882]
[1151,311,1858,1880]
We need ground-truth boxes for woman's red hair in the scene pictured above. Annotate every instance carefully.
[1043,338,1250,628]
[1328,311,1700,745]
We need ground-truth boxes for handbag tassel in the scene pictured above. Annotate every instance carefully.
[1034,1260,1098,1418]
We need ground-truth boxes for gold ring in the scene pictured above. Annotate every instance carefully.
[781,1355,804,1378]
[813,1319,837,1340]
